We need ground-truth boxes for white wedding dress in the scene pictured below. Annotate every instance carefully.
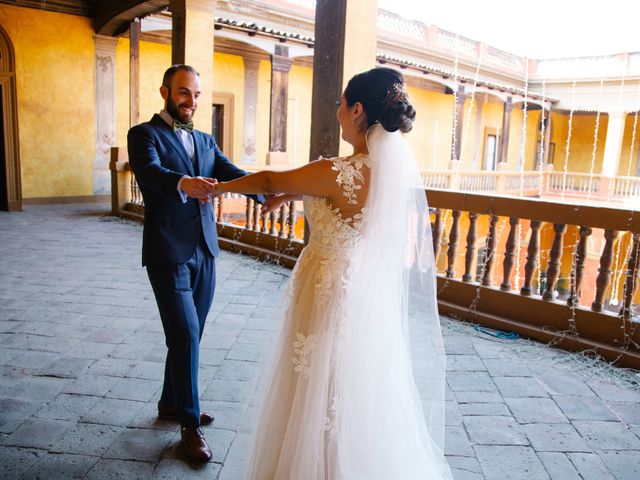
[242,125,452,480]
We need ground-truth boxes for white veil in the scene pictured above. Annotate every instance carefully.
[330,123,452,479]
[236,123,452,479]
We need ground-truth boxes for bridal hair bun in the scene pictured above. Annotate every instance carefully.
[380,82,416,134]
[343,67,416,134]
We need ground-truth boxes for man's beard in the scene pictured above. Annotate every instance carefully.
[166,95,194,123]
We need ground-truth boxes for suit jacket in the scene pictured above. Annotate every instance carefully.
[128,114,260,266]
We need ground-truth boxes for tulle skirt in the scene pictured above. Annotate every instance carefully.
[242,245,450,480]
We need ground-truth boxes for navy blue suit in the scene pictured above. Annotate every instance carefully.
[128,114,260,427]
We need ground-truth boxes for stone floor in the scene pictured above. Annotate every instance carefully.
[1,203,639,480]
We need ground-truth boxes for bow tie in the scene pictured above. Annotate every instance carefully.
[173,119,193,133]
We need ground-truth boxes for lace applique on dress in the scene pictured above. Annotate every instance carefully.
[291,332,314,376]
[331,155,370,205]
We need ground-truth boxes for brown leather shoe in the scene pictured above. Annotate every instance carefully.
[181,426,212,463]
[157,402,215,425]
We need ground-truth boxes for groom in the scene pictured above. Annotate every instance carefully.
[128,65,262,462]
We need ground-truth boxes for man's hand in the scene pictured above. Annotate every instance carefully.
[181,176,217,203]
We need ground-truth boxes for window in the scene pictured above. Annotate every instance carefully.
[484,133,497,171]
[212,103,224,150]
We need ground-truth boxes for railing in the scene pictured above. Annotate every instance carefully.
[111,149,640,368]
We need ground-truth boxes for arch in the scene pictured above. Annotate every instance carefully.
[0,24,21,211]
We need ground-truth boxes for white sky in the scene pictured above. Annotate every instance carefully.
[377,0,640,59]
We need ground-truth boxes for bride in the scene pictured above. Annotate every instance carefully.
[211,67,452,480]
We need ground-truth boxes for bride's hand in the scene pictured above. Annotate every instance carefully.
[261,193,292,216]
[202,177,221,197]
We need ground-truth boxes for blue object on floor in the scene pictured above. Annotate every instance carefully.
[474,324,520,340]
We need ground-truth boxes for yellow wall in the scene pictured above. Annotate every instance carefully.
[551,112,607,173]
[212,51,245,163]
[619,112,640,176]
[0,5,96,198]
[408,87,454,171]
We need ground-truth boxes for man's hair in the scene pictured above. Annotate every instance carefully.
[162,64,200,88]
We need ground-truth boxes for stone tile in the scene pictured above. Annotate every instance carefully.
[0,398,39,433]
[62,374,120,396]
[445,425,474,457]
[567,452,615,480]
[87,357,136,377]
[573,421,640,451]
[447,372,498,393]
[494,376,549,398]
[81,397,145,427]
[458,402,510,417]
[597,450,640,480]
[215,360,259,382]
[8,376,69,403]
[454,391,504,404]
[446,354,485,372]
[38,357,93,379]
[463,416,528,446]
[105,377,162,402]
[445,401,463,426]
[86,459,155,480]
[202,379,253,403]
[2,418,74,449]
[236,329,274,345]
[505,397,568,424]
[152,458,221,479]
[474,445,549,480]
[537,452,581,480]
[126,361,164,381]
[104,428,174,462]
[587,380,640,402]
[34,393,99,421]
[53,423,123,456]
[199,348,227,367]
[226,343,262,363]
[0,446,44,478]
[442,335,476,355]
[482,358,531,377]
[535,373,594,396]
[5,350,59,369]
[109,343,156,360]
[446,455,483,480]
[523,423,590,452]
[553,395,618,421]
[127,402,177,431]
[608,401,640,426]
[19,452,99,479]
[200,400,246,432]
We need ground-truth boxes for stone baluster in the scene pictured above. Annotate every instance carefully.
[432,208,444,260]
[619,233,640,319]
[287,201,297,240]
[216,195,224,222]
[463,212,478,282]
[592,229,620,312]
[568,226,592,306]
[542,223,567,300]
[446,210,461,279]
[500,217,520,291]
[269,211,277,236]
[482,214,499,286]
[521,220,542,296]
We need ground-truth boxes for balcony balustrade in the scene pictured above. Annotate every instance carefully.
[111,147,640,368]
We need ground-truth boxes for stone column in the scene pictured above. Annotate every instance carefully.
[93,34,118,195]
[449,85,467,169]
[241,57,260,165]
[497,97,514,165]
[267,45,293,166]
[309,0,377,161]
[129,20,141,128]
[601,111,626,177]
[542,108,553,166]
[170,0,215,133]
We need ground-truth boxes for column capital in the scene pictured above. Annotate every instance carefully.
[169,0,216,13]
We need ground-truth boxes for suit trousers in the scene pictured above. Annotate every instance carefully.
[146,234,216,427]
